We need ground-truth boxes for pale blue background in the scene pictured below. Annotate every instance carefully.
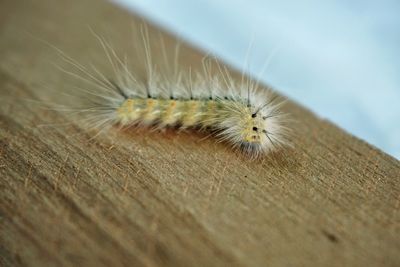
[112,0,400,159]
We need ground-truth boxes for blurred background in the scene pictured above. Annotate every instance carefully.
[112,0,400,159]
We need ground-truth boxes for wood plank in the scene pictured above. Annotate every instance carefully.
[0,0,399,266]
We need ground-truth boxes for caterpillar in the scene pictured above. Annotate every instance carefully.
[53,26,289,159]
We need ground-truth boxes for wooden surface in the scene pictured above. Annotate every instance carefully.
[1,0,399,266]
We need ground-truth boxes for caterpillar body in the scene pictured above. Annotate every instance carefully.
[55,28,289,159]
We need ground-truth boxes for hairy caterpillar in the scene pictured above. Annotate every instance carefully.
[53,26,289,159]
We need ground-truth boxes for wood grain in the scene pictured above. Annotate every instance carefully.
[0,0,399,266]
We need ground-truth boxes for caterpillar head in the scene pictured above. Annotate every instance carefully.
[217,100,286,158]
[242,112,269,144]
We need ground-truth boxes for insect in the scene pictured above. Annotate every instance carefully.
[53,25,290,159]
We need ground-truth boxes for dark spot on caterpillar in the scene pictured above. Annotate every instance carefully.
[109,79,128,99]
[224,96,228,100]
[251,113,257,118]
[252,127,258,132]
[262,129,267,134]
